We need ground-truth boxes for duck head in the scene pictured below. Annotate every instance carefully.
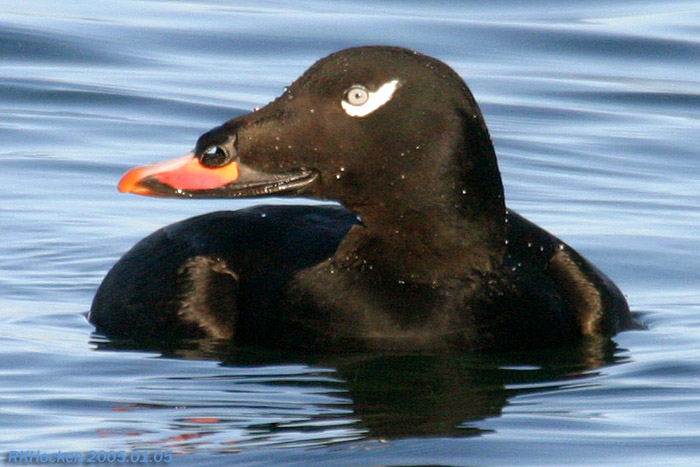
[119,46,506,254]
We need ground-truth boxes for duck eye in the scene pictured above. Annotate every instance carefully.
[341,79,401,118]
[199,146,228,168]
[344,86,369,106]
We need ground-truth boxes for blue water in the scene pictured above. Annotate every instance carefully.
[1,0,699,465]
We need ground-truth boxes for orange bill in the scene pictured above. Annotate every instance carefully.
[118,152,240,196]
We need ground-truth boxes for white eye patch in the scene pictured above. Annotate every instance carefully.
[341,79,400,117]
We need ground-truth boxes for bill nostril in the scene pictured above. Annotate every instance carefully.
[199,134,239,168]
[199,146,228,168]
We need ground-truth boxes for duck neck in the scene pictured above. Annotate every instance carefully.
[342,156,506,285]
[346,202,504,285]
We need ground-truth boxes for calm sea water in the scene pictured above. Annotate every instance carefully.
[1,0,699,465]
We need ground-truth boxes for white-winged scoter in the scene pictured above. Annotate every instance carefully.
[90,46,634,351]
